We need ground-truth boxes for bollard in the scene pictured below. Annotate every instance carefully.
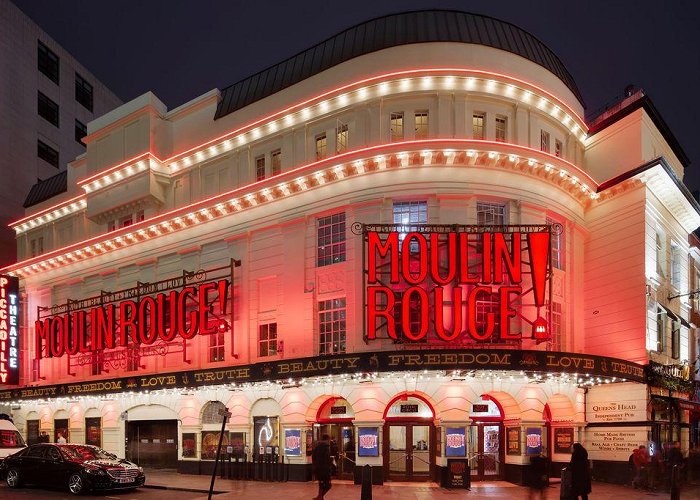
[671,464,680,500]
[361,464,372,500]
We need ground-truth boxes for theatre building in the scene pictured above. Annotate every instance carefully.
[1,10,699,485]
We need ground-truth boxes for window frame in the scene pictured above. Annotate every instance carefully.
[318,297,346,355]
[671,319,680,359]
[670,242,681,289]
[476,201,508,226]
[546,217,564,271]
[75,119,87,145]
[336,123,348,154]
[414,110,429,140]
[656,306,666,353]
[551,302,563,350]
[255,155,266,181]
[554,139,563,157]
[208,328,225,362]
[316,212,346,267]
[271,149,282,176]
[75,73,94,111]
[258,322,278,357]
[540,130,550,153]
[390,112,404,141]
[472,113,486,140]
[38,40,59,84]
[37,140,59,168]
[315,133,327,160]
[38,91,59,127]
[495,115,507,142]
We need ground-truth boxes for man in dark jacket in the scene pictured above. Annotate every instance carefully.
[570,443,592,500]
[312,434,333,499]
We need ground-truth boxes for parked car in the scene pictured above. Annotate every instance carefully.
[0,443,145,495]
[0,417,26,462]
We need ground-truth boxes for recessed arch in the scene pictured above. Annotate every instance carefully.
[481,391,521,422]
[383,392,437,421]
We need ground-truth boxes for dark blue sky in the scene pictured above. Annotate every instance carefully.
[14,0,700,191]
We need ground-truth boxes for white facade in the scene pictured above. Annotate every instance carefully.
[1,10,698,485]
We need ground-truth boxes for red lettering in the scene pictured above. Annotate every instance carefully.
[368,232,399,284]
[467,286,494,341]
[138,296,158,345]
[367,286,395,340]
[178,287,199,339]
[434,286,462,341]
[119,300,138,347]
[401,233,427,284]
[430,233,456,284]
[401,286,428,341]
[93,305,115,350]
[34,318,50,360]
[161,291,179,342]
[494,233,521,283]
[198,282,218,335]
[499,286,522,339]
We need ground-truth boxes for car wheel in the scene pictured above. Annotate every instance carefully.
[5,468,22,488]
[68,473,85,495]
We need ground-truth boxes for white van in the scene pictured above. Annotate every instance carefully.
[0,417,26,461]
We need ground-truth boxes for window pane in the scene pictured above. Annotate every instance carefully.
[38,92,59,127]
[38,41,59,84]
[75,73,94,111]
[317,212,346,266]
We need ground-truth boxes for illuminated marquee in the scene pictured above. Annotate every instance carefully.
[35,280,229,360]
[0,275,20,385]
[359,223,553,343]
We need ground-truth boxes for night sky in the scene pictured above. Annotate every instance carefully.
[13,0,700,191]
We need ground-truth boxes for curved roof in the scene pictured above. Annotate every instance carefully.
[215,9,583,120]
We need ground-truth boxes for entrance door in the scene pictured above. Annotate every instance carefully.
[385,424,433,481]
[126,420,178,468]
[468,424,503,481]
[315,424,355,480]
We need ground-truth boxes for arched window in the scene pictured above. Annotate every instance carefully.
[202,401,226,425]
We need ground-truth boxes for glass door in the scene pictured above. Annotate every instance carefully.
[469,424,503,481]
[386,424,433,481]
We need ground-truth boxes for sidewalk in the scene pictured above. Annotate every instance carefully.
[142,470,700,498]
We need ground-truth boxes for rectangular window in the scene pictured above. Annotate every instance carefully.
[656,306,666,353]
[209,329,225,362]
[390,112,404,141]
[551,302,563,350]
[555,139,563,157]
[120,215,133,228]
[336,123,348,153]
[540,130,550,152]
[394,201,428,249]
[477,201,508,226]
[695,268,700,311]
[656,233,665,277]
[671,320,680,359]
[319,298,346,355]
[317,212,346,266]
[107,220,116,232]
[414,111,428,139]
[37,140,59,168]
[547,217,564,270]
[671,243,681,288]
[255,155,266,181]
[75,120,87,145]
[30,237,44,257]
[495,115,507,142]
[38,41,59,84]
[258,323,278,357]
[75,73,93,111]
[315,133,327,160]
[271,149,282,176]
[472,113,485,140]
[38,91,59,127]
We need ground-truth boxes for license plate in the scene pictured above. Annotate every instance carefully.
[117,478,133,484]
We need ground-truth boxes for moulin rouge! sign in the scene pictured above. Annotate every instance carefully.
[361,224,552,342]
[35,280,229,360]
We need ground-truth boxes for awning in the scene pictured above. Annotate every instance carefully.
[659,304,692,329]
[677,399,700,413]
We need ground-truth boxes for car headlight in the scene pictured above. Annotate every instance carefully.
[86,468,106,475]
[138,466,143,473]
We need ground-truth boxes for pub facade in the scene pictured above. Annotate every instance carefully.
[1,10,698,485]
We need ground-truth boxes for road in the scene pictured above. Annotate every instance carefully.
[0,484,216,499]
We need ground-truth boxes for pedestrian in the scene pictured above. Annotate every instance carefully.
[312,434,333,500]
[39,431,49,443]
[633,445,649,489]
[56,432,67,444]
[569,443,591,500]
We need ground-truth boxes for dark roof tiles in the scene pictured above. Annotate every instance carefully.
[215,10,582,120]
[23,170,68,208]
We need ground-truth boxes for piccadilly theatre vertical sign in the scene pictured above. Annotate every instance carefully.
[357,223,553,343]
[0,275,20,385]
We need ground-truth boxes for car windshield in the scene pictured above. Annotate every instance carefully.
[60,445,117,461]
[0,429,26,448]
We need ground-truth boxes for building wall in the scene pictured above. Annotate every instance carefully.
[0,0,122,265]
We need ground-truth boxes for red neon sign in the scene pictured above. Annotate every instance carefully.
[364,225,551,343]
[0,275,20,385]
[35,279,229,360]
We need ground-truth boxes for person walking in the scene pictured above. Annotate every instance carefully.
[56,432,67,444]
[312,434,333,500]
[569,443,591,500]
